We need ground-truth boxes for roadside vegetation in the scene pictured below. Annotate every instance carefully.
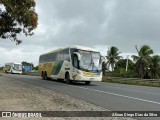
[0,67,4,75]
[102,76,160,87]
[22,71,39,76]
[0,61,39,76]
[22,61,39,76]
[102,45,160,87]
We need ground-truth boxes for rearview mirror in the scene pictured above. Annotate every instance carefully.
[73,52,81,60]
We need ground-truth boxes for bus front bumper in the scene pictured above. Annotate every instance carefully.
[72,74,102,82]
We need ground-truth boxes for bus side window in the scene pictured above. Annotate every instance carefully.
[73,55,78,68]
[50,52,56,61]
[40,55,44,62]
[63,48,70,61]
[60,51,64,60]
[57,51,63,61]
[39,56,42,63]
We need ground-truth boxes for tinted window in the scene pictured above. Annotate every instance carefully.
[50,52,57,61]
[73,56,78,68]
[39,55,43,62]
[63,48,70,61]
[70,48,77,55]
[59,51,64,60]
[39,49,72,63]
[39,52,58,63]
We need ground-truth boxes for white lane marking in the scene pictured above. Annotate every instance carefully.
[4,74,160,105]
[71,85,160,105]
[97,82,160,95]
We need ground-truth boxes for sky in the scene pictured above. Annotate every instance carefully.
[0,0,160,66]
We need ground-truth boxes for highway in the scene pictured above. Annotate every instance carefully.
[2,73,160,120]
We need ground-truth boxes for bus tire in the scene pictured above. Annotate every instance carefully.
[42,72,47,80]
[41,72,43,79]
[65,73,72,84]
[85,81,91,85]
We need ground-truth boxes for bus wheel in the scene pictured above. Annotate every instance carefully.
[85,81,91,85]
[43,72,47,80]
[65,73,72,84]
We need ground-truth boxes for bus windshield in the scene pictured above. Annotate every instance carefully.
[14,64,22,70]
[78,50,101,72]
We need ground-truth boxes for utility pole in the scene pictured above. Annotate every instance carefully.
[125,55,129,77]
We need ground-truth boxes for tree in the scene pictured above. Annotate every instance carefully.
[132,45,153,78]
[33,65,38,70]
[148,55,160,79]
[106,46,122,71]
[22,61,34,71]
[0,0,38,44]
[0,66,4,70]
[102,61,107,76]
[114,59,135,70]
[113,59,136,77]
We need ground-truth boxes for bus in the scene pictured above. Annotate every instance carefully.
[4,62,22,74]
[38,45,103,85]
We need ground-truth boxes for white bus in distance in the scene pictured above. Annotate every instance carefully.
[38,45,103,85]
[5,62,22,74]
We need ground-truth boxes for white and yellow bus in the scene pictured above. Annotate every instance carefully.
[38,45,103,84]
[4,62,22,74]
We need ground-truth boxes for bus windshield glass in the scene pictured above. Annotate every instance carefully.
[78,50,101,72]
[14,64,22,70]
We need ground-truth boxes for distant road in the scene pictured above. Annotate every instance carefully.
[2,73,160,120]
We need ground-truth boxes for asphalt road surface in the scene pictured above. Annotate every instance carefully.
[2,73,160,120]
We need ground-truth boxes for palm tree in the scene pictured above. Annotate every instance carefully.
[148,55,160,79]
[132,45,153,78]
[102,61,107,76]
[106,46,122,71]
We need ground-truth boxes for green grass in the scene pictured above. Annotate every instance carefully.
[102,76,160,87]
[22,72,39,76]
[0,70,3,76]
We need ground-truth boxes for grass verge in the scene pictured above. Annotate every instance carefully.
[0,71,2,76]
[22,72,39,76]
[102,77,160,87]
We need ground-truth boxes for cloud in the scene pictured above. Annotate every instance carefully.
[0,0,160,66]
[105,0,160,53]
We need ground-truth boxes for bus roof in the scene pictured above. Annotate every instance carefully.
[40,45,99,56]
[5,62,22,65]
[40,48,62,56]
[68,45,99,52]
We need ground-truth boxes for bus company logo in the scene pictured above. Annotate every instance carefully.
[2,112,11,117]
